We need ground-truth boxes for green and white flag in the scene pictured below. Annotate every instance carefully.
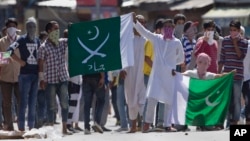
[0,51,11,64]
[68,13,134,77]
[172,72,233,126]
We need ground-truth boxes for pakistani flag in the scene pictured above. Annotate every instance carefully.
[172,72,233,126]
[68,13,134,77]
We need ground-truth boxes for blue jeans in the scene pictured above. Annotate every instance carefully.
[45,81,69,123]
[227,80,243,123]
[116,79,129,128]
[82,77,105,130]
[36,89,47,127]
[18,74,38,130]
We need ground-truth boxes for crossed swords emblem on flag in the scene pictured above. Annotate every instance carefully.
[77,26,109,64]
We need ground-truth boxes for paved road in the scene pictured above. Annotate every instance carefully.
[1,115,230,141]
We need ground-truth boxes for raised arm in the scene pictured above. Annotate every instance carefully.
[134,19,159,43]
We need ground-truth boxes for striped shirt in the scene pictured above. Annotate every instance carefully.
[38,38,69,84]
[181,36,196,66]
[219,36,248,80]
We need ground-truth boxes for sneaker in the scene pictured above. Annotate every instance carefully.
[67,125,78,133]
[165,127,177,132]
[115,127,128,132]
[84,129,91,135]
[75,126,84,131]
[92,123,103,133]
[101,126,112,132]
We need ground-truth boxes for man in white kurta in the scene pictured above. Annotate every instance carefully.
[134,18,184,132]
[121,15,146,133]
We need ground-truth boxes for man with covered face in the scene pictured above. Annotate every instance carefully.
[0,17,20,131]
[38,21,71,135]
[7,17,40,131]
[133,14,184,132]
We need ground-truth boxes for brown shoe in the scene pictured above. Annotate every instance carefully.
[142,122,150,133]
[127,119,137,133]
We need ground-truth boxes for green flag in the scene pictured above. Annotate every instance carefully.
[68,13,134,77]
[172,72,233,126]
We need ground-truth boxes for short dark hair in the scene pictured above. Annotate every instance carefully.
[154,18,164,30]
[229,19,241,29]
[215,24,222,36]
[163,19,174,25]
[5,17,18,27]
[203,20,215,29]
[45,21,58,32]
[173,14,186,24]
[39,31,48,40]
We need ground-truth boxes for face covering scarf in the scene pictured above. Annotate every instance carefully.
[7,27,18,43]
[48,29,60,46]
[174,24,184,39]
[163,27,174,40]
[205,31,214,45]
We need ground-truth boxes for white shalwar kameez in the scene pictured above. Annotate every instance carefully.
[134,22,184,127]
[124,35,146,120]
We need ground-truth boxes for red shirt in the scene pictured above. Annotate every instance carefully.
[194,38,218,73]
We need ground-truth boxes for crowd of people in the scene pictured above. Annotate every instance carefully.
[0,12,249,137]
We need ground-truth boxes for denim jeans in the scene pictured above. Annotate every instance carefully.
[227,80,243,123]
[18,74,38,130]
[242,80,250,121]
[116,79,129,128]
[45,81,69,123]
[35,89,47,128]
[82,77,105,130]
[111,85,120,121]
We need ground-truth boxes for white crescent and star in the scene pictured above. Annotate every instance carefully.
[76,25,109,63]
[205,91,220,107]
[88,26,99,40]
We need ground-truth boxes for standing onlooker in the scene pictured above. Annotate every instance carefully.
[38,21,70,135]
[181,21,198,71]
[99,72,112,132]
[243,39,250,125]
[82,72,105,135]
[143,18,164,128]
[240,26,250,125]
[218,19,248,128]
[35,31,48,128]
[64,29,83,133]
[7,17,40,131]
[173,13,186,40]
[134,16,184,132]
[108,71,120,126]
[0,17,20,131]
[194,20,218,73]
[121,14,146,133]
[115,71,129,132]
[173,14,186,73]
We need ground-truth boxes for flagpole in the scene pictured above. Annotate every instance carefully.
[95,0,101,20]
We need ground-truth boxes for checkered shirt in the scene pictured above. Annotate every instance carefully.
[38,38,69,83]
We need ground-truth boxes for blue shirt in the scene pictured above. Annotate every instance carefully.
[8,34,40,74]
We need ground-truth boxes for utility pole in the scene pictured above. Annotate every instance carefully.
[95,0,101,20]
